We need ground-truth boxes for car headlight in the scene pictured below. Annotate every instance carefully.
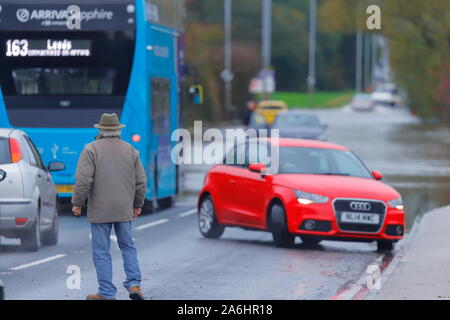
[388,198,404,210]
[295,190,329,205]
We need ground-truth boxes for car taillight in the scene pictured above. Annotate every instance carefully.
[15,218,28,226]
[9,138,22,163]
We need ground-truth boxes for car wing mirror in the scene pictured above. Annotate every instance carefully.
[249,163,267,174]
[47,161,65,172]
[372,170,383,180]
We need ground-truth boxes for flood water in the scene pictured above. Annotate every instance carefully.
[317,106,450,229]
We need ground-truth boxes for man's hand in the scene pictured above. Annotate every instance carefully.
[133,208,142,219]
[72,206,82,216]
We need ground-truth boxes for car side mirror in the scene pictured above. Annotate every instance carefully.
[249,163,267,174]
[47,161,65,172]
[372,170,383,180]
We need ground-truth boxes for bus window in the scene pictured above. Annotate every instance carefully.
[146,0,185,30]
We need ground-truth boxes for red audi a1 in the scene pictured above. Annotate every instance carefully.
[197,138,405,251]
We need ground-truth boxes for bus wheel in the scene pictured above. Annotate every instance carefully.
[142,199,156,214]
[157,197,174,210]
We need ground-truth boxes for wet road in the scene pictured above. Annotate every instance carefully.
[2,106,450,300]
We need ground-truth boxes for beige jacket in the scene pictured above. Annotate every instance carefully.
[71,137,147,223]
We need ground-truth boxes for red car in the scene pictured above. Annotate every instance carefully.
[197,138,405,251]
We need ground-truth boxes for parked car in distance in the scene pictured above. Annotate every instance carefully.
[198,138,405,252]
[0,129,65,251]
[350,93,374,112]
[271,111,328,141]
[372,82,402,108]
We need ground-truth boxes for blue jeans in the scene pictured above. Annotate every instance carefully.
[91,222,141,299]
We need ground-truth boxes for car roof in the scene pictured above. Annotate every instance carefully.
[257,100,288,108]
[262,138,347,150]
[0,128,12,138]
[276,110,319,117]
[0,128,25,139]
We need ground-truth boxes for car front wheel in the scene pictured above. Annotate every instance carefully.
[270,204,295,248]
[198,196,225,239]
[377,240,394,251]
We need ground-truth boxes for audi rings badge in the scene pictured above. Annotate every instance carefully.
[349,201,372,212]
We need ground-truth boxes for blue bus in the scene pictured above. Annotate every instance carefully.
[0,0,185,209]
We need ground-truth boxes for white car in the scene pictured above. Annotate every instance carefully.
[0,129,65,251]
[350,93,375,112]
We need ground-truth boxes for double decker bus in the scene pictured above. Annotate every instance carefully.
[0,0,185,209]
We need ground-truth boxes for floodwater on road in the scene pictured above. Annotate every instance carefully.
[301,106,450,229]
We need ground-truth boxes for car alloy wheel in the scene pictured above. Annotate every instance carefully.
[198,196,225,239]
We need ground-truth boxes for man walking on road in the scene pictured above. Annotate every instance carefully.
[72,113,147,300]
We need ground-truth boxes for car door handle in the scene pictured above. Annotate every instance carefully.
[37,173,43,178]
[229,180,237,185]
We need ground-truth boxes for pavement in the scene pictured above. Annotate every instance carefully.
[374,205,450,300]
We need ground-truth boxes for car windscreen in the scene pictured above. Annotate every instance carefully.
[0,138,11,164]
[273,114,320,128]
[278,147,372,178]
[353,94,371,101]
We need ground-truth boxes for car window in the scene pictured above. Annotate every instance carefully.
[247,142,272,167]
[331,151,369,177]
[21,137,38,167]
[223,143,246,167]
[278,147,371,178]
[0,138,11,164]
[273,114,320,128]
[25,137,45,169]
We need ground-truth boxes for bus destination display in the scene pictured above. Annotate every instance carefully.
[5,39,91,58]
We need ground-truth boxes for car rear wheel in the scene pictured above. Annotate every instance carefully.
[270,204,295,248]
[41,212,59,246]
[198,196,225,239]
[157,197,174,210]
[22,217,41,252]
[377,240,394,251]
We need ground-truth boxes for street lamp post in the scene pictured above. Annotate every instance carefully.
[262,0,272,69]
[222,0,234,119]
[356,30,363,93]
[307,0,317,107]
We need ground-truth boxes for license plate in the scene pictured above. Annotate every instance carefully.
[56,185,74,193]
[340,212,380,224]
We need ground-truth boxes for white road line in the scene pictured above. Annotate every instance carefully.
[135,218,169,231]
[177,208,197,218]
[10,254,67,271]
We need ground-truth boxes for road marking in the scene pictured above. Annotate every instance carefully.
[10,254,67,271]
[135,219,169,231]
[177,208,197,218]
